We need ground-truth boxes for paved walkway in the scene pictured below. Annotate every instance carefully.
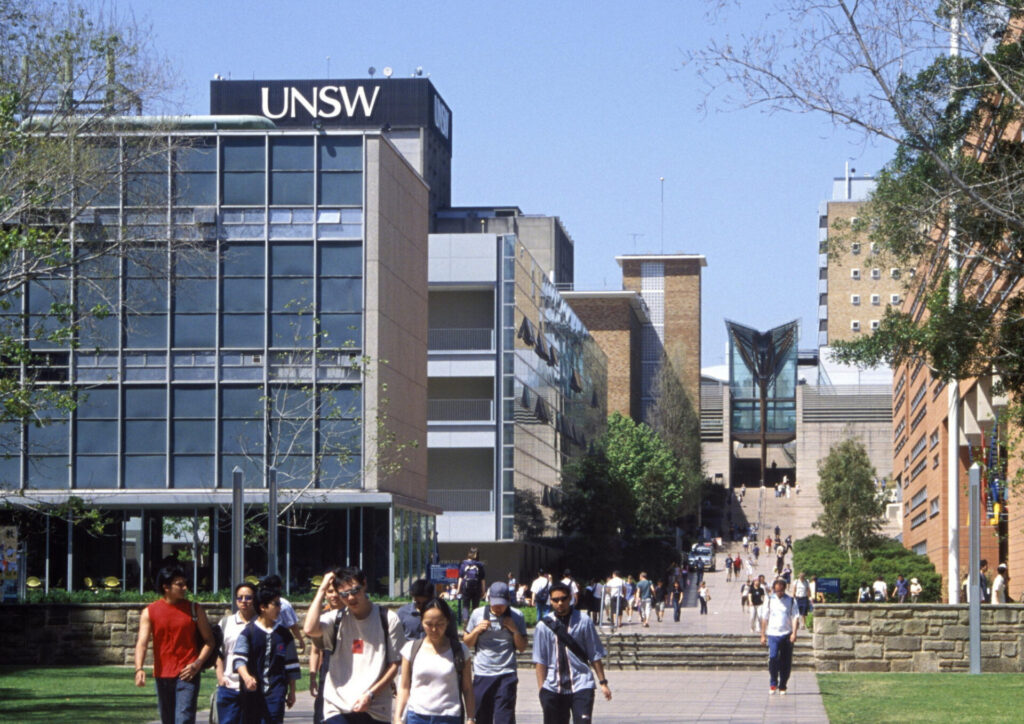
[188,564,830,722]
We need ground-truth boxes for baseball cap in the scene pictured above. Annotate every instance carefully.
[488,581,510,606]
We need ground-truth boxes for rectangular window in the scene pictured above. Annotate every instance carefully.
[174,140,217,206]
[222,138,266,205]
[75,388,118,488]
[851,320,860,331]
[172,386,215,488]
[870,320,880,331]
[318,136,362,206]
[271,137,314,205]
[124,142,169,207]
[871,294,880,305]
[221,244,265,348]
[850,294,860,305]
[870,268,881,279]
[890,268,901,279]
[891,294,901,305]
[851,268,860,280]
[124,386,166,488]
[850,242,860,254]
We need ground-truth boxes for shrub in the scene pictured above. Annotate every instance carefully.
[792,535,941,602]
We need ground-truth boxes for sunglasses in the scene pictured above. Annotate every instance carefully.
[236,595,254,602]
[549,596,570,603]
[336,585,363,598]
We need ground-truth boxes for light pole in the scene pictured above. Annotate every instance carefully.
[231,466,244,605]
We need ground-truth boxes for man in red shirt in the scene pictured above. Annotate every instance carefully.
[134,565,216,724]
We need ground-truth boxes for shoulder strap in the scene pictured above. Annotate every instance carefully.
[540,616,590,665]
[377,605,392,682]
[332,608,345,650]
[409,637,425,666]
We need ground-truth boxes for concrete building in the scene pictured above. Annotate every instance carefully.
[427,229,607,578]
[2,77,453,596]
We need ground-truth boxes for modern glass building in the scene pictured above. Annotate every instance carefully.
[1,78,450,596]
[726,319,799,439]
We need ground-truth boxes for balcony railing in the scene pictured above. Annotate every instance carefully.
[428,488,494,512]
[427,398,494,422]
[428,327,494,351]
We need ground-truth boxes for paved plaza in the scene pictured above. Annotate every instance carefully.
[189,562,830,723]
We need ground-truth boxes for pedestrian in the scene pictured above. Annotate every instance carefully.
[530,570,551,620]
[774,525,781,540]
[733,555,742,580]
[726,557,733,582]
[302,567,406,724]
[653,580,666,623]
[561,569,580,607]
[634,572,654,627]
[605,571,625,629]
[133,564,216,724]
[586,579,603,624]
[891,574,909,603]
[753,544,760,563]
[781,566,792,585]
[216,581,258,724]
[507,572,517,595]
[742,535,749,554]
[309,580,344,724]
[992,564,1009,604]
[760,578,800,696]
[532,582,612,724]
[858,582,872,603]
[792,572,811,622]
[872,575,888,603]
[624,576,636,623]
[765,537,772,552]
[670,580,684,622]
[261,575,306,654]
[747,578,766,633]
[397,579,433,642]
[695,560,705,585]
[458,547,487,623]
[909,577,923,603]
[230,583,300,723]
[697,582,710,615]
[462,582,527,724]
[740,578,751,613]
[394,598,476,724]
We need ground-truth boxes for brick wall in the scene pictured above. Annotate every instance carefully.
[813,603,1024,672]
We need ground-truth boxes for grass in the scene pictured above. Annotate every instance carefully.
[817,673,1024,723]
[0,666,215,723]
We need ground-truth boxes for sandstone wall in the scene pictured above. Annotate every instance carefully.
[813,603,1024,673]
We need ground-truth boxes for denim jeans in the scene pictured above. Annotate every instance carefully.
[767,634,794,690]
[407,712,463,724]
[538,687,595,724]
[154,677,199,724]
[216,686,242,724]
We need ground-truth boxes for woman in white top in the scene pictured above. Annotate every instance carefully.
[394,598,475,724]
[992,564,1009,604]
[215,581,258,724]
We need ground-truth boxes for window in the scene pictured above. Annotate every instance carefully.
[871,294,880,306]
[851,320,861,332]
[124,387,166,489]
[890,268,901,279]
[319,136,362,206]
[222,244,265,348]
[871,320,880,331]
[851,268,861,280]
[75,388,118,489]
[870,241,878,254]
[124,247,168,349]
[270,137,314,205]
[851,294,860,305]
[172,386,215,488]
[890,293,901,305]
[124,142,169,207]
[270,243,314,346]
[912,540,927,555]
[930,498,940,516]
[173,250,217,348]
[222,138,265,205]
[870,268,881,279]
[26,404,69,489]
[318,243,362,348]
[850,242,861,254]
[174,140,217,206]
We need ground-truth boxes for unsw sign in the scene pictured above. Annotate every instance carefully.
[210,78,452,144]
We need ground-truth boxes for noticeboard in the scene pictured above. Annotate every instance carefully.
[816,577,841,596]
[429,564,460,584]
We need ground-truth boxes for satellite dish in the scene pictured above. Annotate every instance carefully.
[382,66,393,78]
[415,66,423,76]
[368,66,376,77]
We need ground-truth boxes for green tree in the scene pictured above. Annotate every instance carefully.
[815,437,886,560]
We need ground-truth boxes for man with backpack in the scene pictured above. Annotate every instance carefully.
[303,567,406,724]
[530,570,551,620]
[760,578,800,696]
[458,547,487,623]
[463,582,527,724]
[533,582,612,723]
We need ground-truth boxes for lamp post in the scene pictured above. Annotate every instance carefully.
[231,466,244,605]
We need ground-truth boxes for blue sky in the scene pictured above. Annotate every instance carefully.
[140,0,895,366]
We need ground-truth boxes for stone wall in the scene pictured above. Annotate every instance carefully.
[813,603,1024,673]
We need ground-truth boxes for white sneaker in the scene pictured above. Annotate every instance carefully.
[779,689,787,696]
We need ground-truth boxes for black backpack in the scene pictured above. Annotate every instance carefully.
[534,583,549,606]
[191,602,223,670]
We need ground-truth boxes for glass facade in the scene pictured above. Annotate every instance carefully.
[727,320,799,435]
[501,236,607,540]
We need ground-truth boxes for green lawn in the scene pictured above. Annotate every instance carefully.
[818,673,1024,723]
[0,666,214,723]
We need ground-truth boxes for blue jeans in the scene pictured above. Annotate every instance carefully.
[154,677,199,724]
[407,712,462,724]
[473,672,518,723]
[216,686,242,724]
[767,634,794,690]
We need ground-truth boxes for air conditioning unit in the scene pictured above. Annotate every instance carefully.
[245,354,263,365]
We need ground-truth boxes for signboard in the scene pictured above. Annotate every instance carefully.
[429,563,459,584]
[816,577,841,596]
[210,78,452,146]
[1,526,18,602]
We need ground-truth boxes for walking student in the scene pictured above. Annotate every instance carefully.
[792,572,812,621]
[394,598,476,724]
[533,582,612,723]
[216,581,258,724]
[747,578,766,633]
[669,580,684,623]
[634,572,654,627]
[133,564,216,724]
[230,583,301,723]
[303,567,406,724]
[310,580,344,724]
[697,581,710,615]
[463,582,527,724]
[458,548,487,622]
[760,578,800,696]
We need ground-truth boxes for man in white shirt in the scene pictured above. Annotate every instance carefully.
[760,578,800,696]
[530,570,552,619]
[604,571,625,629]
[871,575,888,603]
[791,572,812,621]
[303,567,406,724]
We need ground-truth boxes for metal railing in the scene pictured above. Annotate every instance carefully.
[427,398,494,422]
[427,328,494,351]
[428,488,494,512]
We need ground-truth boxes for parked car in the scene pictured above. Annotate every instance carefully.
[688,545,717,571]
